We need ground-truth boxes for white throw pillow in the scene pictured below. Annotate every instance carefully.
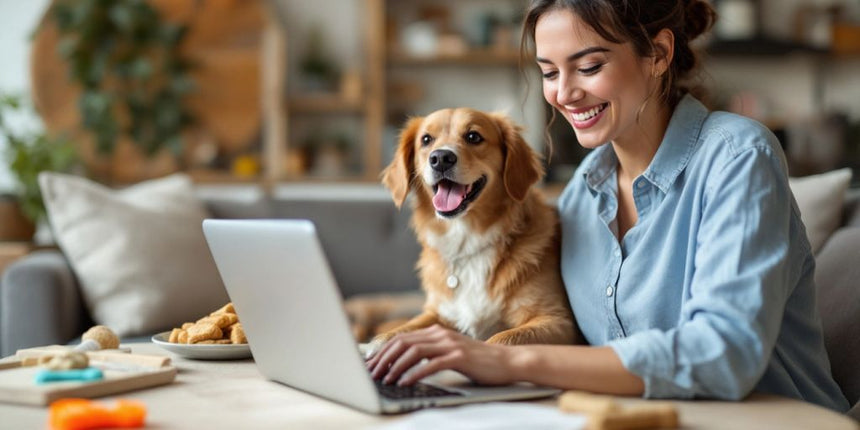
[39,172,229,337]
[789,168,853,254]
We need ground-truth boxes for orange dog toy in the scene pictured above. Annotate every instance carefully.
[48,398,146,430]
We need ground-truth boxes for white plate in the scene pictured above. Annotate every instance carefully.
[151,332,252,360]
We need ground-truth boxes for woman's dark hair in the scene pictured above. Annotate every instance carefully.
[520,0,716,108]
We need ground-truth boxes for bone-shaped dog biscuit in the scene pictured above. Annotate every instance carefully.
[229,323,247,344]
[187,323,222,344]
[211,303,235,315]
[166,303,246,344]
[559,391,679,430]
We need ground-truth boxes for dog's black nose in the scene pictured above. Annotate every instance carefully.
[429,149,457,172]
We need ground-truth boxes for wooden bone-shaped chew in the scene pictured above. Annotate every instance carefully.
[44,351,89,370]
[559,391,679,430]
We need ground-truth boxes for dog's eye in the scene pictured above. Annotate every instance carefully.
[465,131,484,145]
[421,134,433,146]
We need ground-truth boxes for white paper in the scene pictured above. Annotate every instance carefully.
[378,402,586,430]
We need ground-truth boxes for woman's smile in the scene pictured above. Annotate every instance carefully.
[567,102,609,129]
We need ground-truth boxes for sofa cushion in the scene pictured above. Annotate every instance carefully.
[39,172,229,337]
[789,168,853,253]
[814,226,860,408]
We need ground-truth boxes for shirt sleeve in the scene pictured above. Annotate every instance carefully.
[608,142,802,400]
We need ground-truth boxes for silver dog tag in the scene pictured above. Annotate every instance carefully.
[446,275,459,289]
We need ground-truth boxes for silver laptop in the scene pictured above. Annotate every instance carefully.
[202,219,560,414]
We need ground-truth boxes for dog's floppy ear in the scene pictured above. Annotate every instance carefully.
[494,113,543,202]
[381,116,423,208]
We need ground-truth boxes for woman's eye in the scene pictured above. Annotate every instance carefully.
[541,70,558,80]
[465,131,483,145]
[578,63,603,75]
[421,134,433,146]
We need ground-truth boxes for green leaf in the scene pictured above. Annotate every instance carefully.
[108,2,135,34]
[129,57,152,79]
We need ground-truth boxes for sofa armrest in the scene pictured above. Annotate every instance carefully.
[0,250,89,357]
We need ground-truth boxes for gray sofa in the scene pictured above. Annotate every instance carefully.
[2,186,859,420]
[0,188,422,357]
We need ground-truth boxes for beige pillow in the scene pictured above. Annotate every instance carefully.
[39,172,229,337]
[789,168,853,254]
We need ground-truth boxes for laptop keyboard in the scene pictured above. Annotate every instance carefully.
[374,379,462,399]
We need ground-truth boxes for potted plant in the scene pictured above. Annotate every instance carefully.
[46,0,194,182]
[0,94,78,240]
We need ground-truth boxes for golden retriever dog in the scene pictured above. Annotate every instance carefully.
[367,108,578,356]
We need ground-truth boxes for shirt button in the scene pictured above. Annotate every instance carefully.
[636,180,647,189]
[606,286,614,297]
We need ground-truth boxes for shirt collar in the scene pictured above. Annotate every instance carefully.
[581,94,709,194]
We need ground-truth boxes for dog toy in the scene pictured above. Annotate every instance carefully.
[78,326,120,351]
[44,351,90,370]
[35,368,104,385]
[559,391,679,430]
[48,398,146,430]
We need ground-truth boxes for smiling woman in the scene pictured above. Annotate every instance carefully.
[366,0,851,415]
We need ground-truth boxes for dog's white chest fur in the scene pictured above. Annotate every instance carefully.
[427,221,505,340]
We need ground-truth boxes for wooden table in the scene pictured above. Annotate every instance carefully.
[0,343,856,429]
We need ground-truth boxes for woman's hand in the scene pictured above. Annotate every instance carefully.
[365,325,518,386]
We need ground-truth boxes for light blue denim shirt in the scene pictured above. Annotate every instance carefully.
[557,94,849,412]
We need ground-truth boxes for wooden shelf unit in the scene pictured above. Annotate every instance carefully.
[387,49,522,66]
[243,0,532,187]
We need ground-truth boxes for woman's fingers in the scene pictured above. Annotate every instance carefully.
[397,350,464,386]
[367,325,455,380]
[383,342,452,384]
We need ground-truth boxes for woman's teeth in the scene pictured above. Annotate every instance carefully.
[572,103,607,121]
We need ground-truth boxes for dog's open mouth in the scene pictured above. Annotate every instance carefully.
[432,176,487,217]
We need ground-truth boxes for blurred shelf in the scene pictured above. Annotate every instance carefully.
[707,37,828,57]
[388,49,521,66]
[187,169,262,184]
[288,95,365,114]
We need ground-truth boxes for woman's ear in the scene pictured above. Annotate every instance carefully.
[493,114,543,202]
[381,117,422,208]
[652,28,675,77]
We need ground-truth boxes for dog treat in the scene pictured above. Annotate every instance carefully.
[588,405,679,430]
[559,391,679,430]
[229,323,247,344]
[197,313,238,328]
[211,303,235,315]
[187,323,222,344]
[44,351,89,371]
[559,391,621,415]
[167,303,247,344]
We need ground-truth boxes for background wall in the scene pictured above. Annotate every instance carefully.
[0,0,51,193]
[1,0,858,189]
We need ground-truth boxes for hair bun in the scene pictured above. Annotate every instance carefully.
[684,0,716,41]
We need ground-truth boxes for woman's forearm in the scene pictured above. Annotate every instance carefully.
[507,345,645,395]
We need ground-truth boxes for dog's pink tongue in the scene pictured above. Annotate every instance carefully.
[433,182,467,212]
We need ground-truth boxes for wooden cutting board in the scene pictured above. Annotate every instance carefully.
[0,350,176,406]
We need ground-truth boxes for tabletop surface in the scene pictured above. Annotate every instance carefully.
[0,343,857,430]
